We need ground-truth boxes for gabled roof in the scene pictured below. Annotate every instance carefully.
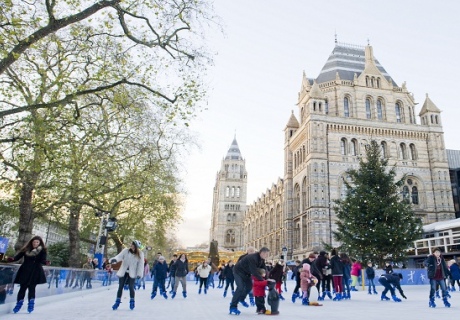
[316,43,397,86]
[225,137,243,160]
[419,93,441,115]
[285,111,299,129]
[309,80,325,99]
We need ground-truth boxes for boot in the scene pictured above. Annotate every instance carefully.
[326,291,332,299]
[129,298,135,310]
[171,291,176,299]
[373,289,378,294]
[229,307,241,315]
[351,286,358,291]
[279,294,285,300]
[27,299,35,313]
[150,291,157,299]
[249,296,255,306]
[112,298,121,310]
[318,291,326,301]
[368,288,372,295]
[182,291,187,298]
[381,294,390,301]
[333,293,342,301]
[291,292,298,303]
[342,291,349,300]
[443,297,451,308]
[240,300,249,308]
[452,287,457,292]
[301,297,309,305]
[223,290,227,298]
[162,292,168,299]
[391,295,401,302]
[429,297,436,308]
[231,290,235,295]
[13,300,23,313]
[198,288,201,294]
[204,288,207,294]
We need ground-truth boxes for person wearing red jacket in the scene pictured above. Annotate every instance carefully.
[252,268,275,314]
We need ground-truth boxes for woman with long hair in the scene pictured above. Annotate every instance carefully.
[109,240,144,310]
[171,253,189,299]
[9,235,47,313]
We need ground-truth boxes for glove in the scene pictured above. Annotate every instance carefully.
[110,259,117,264]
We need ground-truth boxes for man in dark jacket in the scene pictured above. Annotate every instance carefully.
[229,247,270,315]
[167,254,177,293]
[425,247,451,308]
[378,272,406,302]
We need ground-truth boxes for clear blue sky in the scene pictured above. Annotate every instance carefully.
[176,0,460,246]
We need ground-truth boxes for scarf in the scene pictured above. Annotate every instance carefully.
[25,246,43,257]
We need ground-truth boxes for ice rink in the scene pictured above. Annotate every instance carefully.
[0,281,458,319]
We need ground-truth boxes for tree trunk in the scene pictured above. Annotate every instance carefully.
[15,174,37,252]
[68,203,83,267]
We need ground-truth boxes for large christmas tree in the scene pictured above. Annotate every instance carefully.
[333,140,422,266]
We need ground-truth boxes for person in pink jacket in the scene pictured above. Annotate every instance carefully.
[299,263,317,305]
[350,259,362,291]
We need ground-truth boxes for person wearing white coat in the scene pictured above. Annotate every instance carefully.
[110,240,145,310]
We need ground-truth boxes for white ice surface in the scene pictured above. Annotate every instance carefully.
[1,282,458,319]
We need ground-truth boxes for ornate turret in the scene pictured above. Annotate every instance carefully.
[419,93,441,126]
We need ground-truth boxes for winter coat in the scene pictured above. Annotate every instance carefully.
[252,276,268,297]
[174,259,189,277]
[268,263,284,282]
[152,261,168,280]
[426,254,450,280]
[233,252,266,281]
[169,260,177,277]
[302,258,322,279]
[351,262,362,277]
[12,247,47,286]
[379,273,404,294]
[300,269,317,292]
[365,266,375,279]
[330,255,344,276]
[384,264,393,274]
[223,264,234,281]
[315,252,329,278]
[450,263,460,281]
[291,265,301,281]
[197,264,212,278]
[342,261,351,280]
[110,248,144,279]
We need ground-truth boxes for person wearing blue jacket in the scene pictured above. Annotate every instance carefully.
[150,256,169,300]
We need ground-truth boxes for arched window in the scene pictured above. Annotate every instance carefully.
[395,103,402,123]
[410,144,417,160]
[381,141,387,158]
[371,77,375,87]
[431,115,434,124]
[402,186,410,202]
[377,100,383,120]
[227,214,232,222]
[236,187,241,198]
[365,98,372,119]
[350,139,357,156]
[225,229,235,244]
[340,181,347,200]
[376,78,381,88]
[313,102,317,111]
[408,106,413,124]
[435,115,439,124]
[344,97,350,117]
[340,138,347,155]
[231,187,235,197]
[399,143,407,159]
[412,187,419,204]
[225,186,230,197]
[325,99,329,115]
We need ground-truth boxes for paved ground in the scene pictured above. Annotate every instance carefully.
[1,281,459,319]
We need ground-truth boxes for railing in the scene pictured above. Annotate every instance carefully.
[412,231,460,256]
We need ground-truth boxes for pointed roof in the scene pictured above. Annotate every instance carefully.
[309,80,325,99]
[285,111,299,129]
[225,137,243,160]
[419,93,441,115]
[316,43,397,86]
[300,70,311,91]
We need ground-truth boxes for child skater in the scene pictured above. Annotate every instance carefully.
[252,268,272,314]
[300,263,318,305]
[366,261,377,294]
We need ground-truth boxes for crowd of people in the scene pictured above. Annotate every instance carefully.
[3,236,460,314]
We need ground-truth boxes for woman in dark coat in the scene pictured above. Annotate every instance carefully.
[10,236,47,313]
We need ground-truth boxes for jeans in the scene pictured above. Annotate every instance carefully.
[430,279,448,299]
[152,277,166,293]
[230,273,252,308]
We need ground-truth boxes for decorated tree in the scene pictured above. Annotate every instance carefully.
[333,140,422,266]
